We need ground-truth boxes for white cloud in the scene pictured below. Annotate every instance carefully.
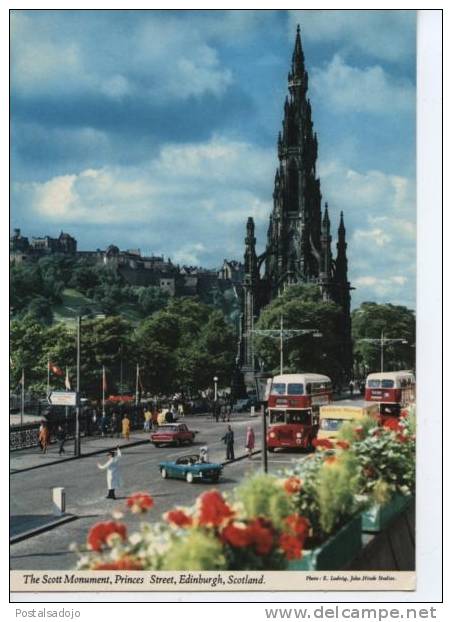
[13,136,275,253]
[289,10,416,64]
[11,11,233,101]
[311,55,415,115]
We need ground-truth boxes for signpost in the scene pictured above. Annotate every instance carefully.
[48,391,78,407]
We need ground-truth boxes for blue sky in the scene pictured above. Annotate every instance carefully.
[10,9,417,309]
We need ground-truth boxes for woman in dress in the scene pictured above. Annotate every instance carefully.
[245,425,255,459]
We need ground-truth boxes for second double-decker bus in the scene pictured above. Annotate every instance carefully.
[266,373,332,451]
[365,370,416,421]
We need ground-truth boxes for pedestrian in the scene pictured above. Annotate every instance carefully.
[101,412,108,437]
[226,403,232,422]
[349,380,354,396]
[38,421,50,454]
[56,425,66,456]
[97,447,122,500]
[221,425,235,461]
[245,425,255,459]
[110,412,118,438]
[122,414,130,440]
[177,403,185,419]
[143,407,152,432]
[198,446,209,463]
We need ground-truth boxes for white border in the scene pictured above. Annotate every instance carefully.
[4,5,443,607]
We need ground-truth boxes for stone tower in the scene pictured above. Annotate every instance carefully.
[239,25,353,382]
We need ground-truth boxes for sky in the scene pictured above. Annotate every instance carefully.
[10,9,417,309]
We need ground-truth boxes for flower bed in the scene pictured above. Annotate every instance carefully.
[75,408,416,570]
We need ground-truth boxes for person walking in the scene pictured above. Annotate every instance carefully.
[97,447,122,500]
[56,425,66,456]
[38,422,50,454]
[122,413,130,440]
[221,425,235,461]
[143,407,152,433]
[245,425,255,459]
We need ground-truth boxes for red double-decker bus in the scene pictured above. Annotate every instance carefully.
[365,370,415,421]
[266,373,333,451]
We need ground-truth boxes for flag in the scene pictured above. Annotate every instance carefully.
[65,367,71,391]
[102,366,108,393]
[49,361,64,377]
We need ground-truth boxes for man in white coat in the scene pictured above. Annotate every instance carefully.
[97,446,122,499]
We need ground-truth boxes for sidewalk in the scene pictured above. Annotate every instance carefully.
[10,413,260,474]
[10,431,150,474]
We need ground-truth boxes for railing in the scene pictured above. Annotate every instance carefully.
[10,407,146,451]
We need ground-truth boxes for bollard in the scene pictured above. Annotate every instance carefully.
[52,487,66,516]
[250,406,255,417]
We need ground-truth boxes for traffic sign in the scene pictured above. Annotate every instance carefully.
[48,391,78,406]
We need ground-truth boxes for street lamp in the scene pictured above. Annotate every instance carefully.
[359,330,408,372]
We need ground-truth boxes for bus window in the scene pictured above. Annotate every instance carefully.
[381,380,394,388]
[368,380,381,388]
[287,411,311,425]
[270,411,285,423]
[287,383,304,395]
[271,383,286,395]
[305,383,312,394]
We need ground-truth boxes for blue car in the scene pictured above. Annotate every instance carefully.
[159,454,223,484]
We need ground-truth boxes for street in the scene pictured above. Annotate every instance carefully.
[10,415,309,570]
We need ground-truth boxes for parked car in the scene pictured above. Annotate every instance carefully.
[150,423,196,447]
[159,454,223,483]
[232,398,256,412]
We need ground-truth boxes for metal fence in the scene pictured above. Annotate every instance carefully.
[10,406,146,451]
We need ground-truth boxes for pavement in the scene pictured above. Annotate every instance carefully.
[10,414,307,569]
[10,412,261,473]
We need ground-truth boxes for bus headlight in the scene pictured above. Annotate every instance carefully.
[269,432,276,438]
[296,433,302,438]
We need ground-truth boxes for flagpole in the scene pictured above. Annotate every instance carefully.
[21,368,25,427]
[135,363,139,406]
[102,366,106,417]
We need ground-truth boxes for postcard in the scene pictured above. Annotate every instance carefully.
[8,8,440,600]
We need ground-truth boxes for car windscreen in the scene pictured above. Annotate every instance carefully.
[158,426,179,432]
[320,418,346,431]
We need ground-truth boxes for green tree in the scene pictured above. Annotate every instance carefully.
[254,285,344,383]
[10,316,48,394]
[352,303,415,375]
[136,286,169,316]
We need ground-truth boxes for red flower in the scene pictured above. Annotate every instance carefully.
[396,433,410,444]
[284,477,302,494]
[220,522,252,548]
[247,518,274,555]
[279,533,302,560]
[165,509,193,528]
[197,490,234,527]
[92,556,143,570]
[324,456,337,466]
[382,418,403,432]
[354,426,364,439]
[335,440,350,450]
[87,521,127,552]
[126,492,154,514]
[285,514,310,540]
[312,438,334,449]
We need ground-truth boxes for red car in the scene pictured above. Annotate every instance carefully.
[150,423,197,447]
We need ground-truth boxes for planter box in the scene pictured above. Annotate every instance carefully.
[361,493,412,533]
[288,516,362,570]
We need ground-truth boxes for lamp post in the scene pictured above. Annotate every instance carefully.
[74,315,81,457]
[359,330,408,372]
[213,376,219,422]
